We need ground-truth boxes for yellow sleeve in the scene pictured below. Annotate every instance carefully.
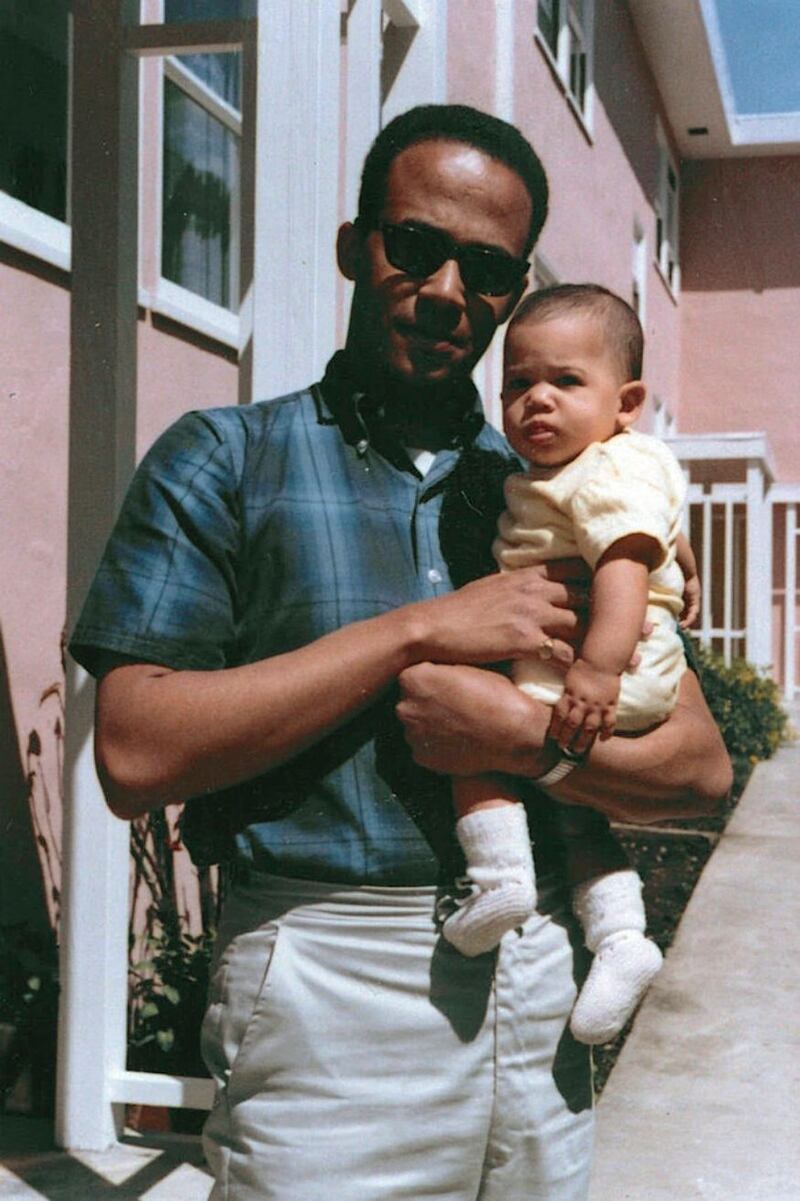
[569,436,685,570]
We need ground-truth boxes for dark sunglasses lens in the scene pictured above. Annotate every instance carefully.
[383,225,445,277]
[460,250,520,296]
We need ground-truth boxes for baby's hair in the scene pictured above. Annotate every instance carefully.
[510,283,644,381]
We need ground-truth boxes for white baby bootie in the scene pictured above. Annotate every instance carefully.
[443,803,537,958]
[570,869,663,1045]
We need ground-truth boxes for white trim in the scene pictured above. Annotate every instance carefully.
[667,431,776,481]
[164,55,242,134]
[146,278,241,349]
[783,502,798,701]
[108,1069,215,1110]
[494,0,516,121]
[247,0,341,401]
[380,0,447,124]
[632,217,647,325]
[0,191,71,272]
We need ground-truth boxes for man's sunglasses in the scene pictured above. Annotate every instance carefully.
[377,221,529,297]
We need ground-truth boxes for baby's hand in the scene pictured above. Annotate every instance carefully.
[680,570,701,629]
[548,659,621,754]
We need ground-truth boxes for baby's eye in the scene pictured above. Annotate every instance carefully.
[503,377,530,394]
[555,374,581,387]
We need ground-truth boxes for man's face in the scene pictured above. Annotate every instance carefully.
[340,140,533,387]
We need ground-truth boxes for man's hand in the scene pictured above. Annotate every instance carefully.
[548,658,621,753]
[396,662,552,778]
[407,559,589,669]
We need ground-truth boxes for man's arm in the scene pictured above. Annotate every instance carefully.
[396,663,732,823]
[96,562,583,819]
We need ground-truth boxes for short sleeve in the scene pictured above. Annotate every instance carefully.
[570,437,685,570]
[69,410,243,676]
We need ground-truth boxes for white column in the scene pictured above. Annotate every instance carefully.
[245,0,341,402]
[381,0,447,125]
[57,0,140,1151]
[785,503,797,701]
[745,459,770,669]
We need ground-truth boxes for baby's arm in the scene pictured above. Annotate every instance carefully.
[549,533,659,753]
[676,531,701,628]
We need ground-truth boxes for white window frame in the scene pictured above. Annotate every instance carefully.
[0,6,72,271]
[655,124,680,296]
[150,52,242,348]
[534,0,595,135]
[632,218,647,324]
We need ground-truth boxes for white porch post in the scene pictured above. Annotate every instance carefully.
[245,0,341,402]
[784,502,797,701]
[745,458,770,670]
[380,0,447,124]
[57,0,140,1151]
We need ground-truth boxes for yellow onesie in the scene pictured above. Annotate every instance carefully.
[493,428,687,731]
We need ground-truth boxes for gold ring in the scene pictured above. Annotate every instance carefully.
[537,637,555,661]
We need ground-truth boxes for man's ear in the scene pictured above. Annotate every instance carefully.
[616,380,647,428]
[337,221,362,282]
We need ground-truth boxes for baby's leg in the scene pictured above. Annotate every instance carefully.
[442,776,536,958]
[557,805,662,1045]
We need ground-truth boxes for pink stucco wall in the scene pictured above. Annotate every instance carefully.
[448,0,682,433]
[0,243,236,927]
[679,156,800,483]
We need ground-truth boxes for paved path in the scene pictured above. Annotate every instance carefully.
[2,735,798,1200]
[589,733,800,1201]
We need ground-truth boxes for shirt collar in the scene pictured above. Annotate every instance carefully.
[314,350,485,468]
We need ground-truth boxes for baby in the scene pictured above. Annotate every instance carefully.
[444,283,700,1046]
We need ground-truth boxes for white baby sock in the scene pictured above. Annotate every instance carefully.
[443,803,537,958]
[570,869,663,1045]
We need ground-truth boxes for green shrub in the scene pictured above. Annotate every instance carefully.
[691,641,789,763]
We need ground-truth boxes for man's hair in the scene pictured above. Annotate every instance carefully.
[510,283,644,380]
[357,104,549,256]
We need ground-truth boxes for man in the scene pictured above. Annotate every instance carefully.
[71,105,731,1200]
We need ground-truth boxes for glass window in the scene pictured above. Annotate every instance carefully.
[537,0,560,59]
[0,0,69,221]
[656,135,680,291]
[162,75,240,311]
[536,0,592,118]
[161,0,243,311]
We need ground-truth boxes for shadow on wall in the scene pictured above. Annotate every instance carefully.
[591,0,661,210]
[681,157,800,293]
[0,627,53,933]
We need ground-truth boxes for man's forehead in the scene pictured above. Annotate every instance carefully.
[382,138,532,250]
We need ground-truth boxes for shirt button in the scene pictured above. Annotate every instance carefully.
[427,568,443,584]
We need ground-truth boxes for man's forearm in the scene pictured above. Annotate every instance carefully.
[96,563,582,819]
[397,664,732,823]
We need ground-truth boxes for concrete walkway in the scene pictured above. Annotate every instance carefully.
[2,735,798,1200]
[589,732,800,1201]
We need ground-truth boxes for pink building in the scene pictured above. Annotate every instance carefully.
[1,0,798,1149]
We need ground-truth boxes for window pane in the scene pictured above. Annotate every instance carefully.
[0,0,69,220]
[165,0,243,109]
[537,0,560,57]
[162,78,240,311]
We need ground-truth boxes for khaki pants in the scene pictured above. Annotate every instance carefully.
[201,871,594,1201]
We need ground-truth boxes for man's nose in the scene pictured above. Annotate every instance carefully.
[417,257,466,311]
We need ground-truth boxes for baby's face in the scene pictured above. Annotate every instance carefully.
[502,311,635,468]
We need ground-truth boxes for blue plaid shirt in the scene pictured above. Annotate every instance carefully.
[70,353,537,885]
